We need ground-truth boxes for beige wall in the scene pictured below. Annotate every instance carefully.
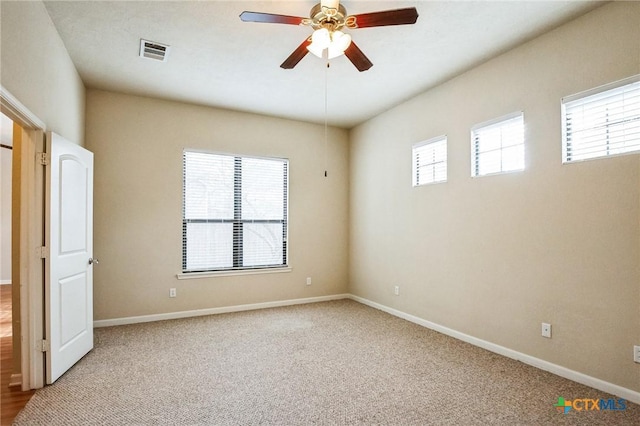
[85,90,349,320]
[0,0,85,145]
[349,1,640,393]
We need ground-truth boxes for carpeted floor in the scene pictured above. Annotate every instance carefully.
[13,299,640,425]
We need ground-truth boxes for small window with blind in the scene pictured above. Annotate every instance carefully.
[182,150,288,274]
[562,75,640,163]
[412,136,447,186]
[471,112,524,177]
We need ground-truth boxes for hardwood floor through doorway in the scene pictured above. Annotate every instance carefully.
[1,284,35,426]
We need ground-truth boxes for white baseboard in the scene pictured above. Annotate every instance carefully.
[9,373,22,388]
[93,293,351,328]
[349,294,640,405]
[0,280,11,285]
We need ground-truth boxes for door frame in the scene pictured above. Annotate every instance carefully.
[1,85,46,390]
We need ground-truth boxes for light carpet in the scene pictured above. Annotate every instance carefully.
[14,299,640,425]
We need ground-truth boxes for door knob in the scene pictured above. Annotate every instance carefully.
[89,258,99,265]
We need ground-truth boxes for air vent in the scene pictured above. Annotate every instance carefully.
[139,39,170,62]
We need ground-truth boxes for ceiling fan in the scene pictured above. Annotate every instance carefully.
[240,0,419,72]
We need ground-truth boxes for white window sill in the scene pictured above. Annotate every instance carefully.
[176,267,292,280]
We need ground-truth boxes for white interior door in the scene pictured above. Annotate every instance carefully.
[45,132,94,384]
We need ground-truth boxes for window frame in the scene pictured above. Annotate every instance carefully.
[561,74,640,164]
[471,111,525,177]
[412,135,447,187]
[181,149,289,276]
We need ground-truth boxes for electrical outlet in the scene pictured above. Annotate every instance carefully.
[306,277,312,286]
[394,286,399,296]
[634,345,640,363]
[541,323,551,338]
[169,288,176,298]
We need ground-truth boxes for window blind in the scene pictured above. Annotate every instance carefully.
[412,136,447,186]
[472,112,524,177]
[562,76,640,163]
[183,151,288,273]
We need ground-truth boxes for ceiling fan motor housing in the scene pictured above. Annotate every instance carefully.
[306,3,354,31]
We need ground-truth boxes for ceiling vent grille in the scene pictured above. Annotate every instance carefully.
[140,39,170,62]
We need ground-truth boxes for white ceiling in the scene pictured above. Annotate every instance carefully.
[43,1,604,129]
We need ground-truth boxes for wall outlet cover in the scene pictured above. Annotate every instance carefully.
[541,323,551,338]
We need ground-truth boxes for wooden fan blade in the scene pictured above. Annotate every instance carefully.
[280,38,312,69]
[344,42,373,72]
[348,7,418,28]
[240,11,305,25]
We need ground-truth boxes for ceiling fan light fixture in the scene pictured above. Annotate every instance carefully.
[311,28,331,48]
[327,31,351,59]
[308,28,332,57]
[307,42,325,58]
[308,28,352,59]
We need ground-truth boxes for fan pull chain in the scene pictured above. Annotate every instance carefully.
[324,60,330,178]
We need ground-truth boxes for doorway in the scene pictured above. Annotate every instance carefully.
[1,113,11,288]
[1,111,17,388]
[0,112,36,424]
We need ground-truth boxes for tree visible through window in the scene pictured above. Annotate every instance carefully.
[182,151,288,273]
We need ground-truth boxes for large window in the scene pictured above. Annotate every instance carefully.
[182,150,288,273]
[562,75,640,163]
[471,112,525,177]
[412,136,447,186]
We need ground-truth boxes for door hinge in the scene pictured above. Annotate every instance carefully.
[37,152,49,166]
[40,340,50,352]
[37,246,49,259]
